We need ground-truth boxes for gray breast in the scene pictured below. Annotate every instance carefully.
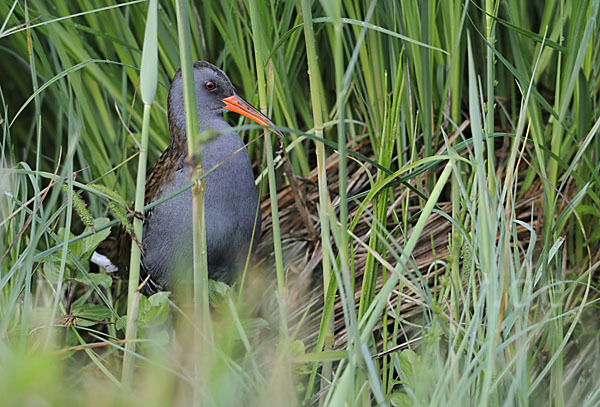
[142,131,260,289]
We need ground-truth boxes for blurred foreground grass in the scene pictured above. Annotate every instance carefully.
[1,0,600,405]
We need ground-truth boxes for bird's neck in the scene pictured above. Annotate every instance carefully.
[168,116,232,154]
[169,115,231,145]
[168,122,189,154]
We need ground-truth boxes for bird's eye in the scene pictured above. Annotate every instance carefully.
[205,81,216,91]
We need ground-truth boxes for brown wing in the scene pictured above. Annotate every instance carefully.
[96,138,185,271]
[96,225,131,269]
[143,142,185,206]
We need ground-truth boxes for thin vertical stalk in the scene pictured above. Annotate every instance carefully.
[122,0,158,386]
[23,0,39,347]
[329,0,348,302]
[247,0,285,296]
[546,2,598,403]
[122,103,150,386]
[467,34,498,407]
[420,0,433,181]
[322,0,366,403]
[21,0,49,348]
[486,0,506,342]
[175,0,210,322]
[485,0,498,195]
[329,1,362,364]
[175,1,212,405]
[300,0,333,400]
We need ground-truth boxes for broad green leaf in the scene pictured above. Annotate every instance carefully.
[74,272,112,289]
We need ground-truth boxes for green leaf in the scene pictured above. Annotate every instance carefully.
[77,217,112,259]
[47,218,112,270]
[148,291,171,307]
[43,259,69,284]
[399,349,418,377]
[138,293,169,328]
[390,391,412,407]
[208,279,231,304]
[74,272,112,289]
[71,303,112,327]
[116,316,127,331]
[117,292,170,332]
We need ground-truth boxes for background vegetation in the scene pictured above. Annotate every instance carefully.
[1,0,599,405]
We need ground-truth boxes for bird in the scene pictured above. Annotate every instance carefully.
[94,61,282,292]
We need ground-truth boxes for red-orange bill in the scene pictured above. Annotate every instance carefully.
[221,94,284,138]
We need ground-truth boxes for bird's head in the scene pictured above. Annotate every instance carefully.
[168,61,283,139]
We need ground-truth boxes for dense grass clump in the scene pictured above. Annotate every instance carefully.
[1,0,599,405]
